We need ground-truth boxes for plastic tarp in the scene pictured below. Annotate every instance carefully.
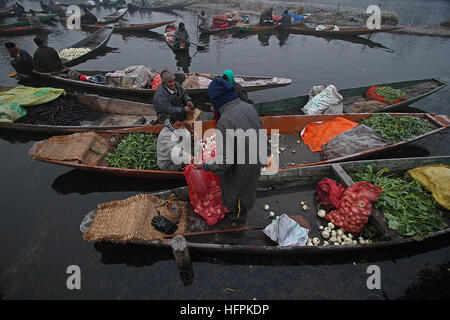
[407,164,450,210]
[301,117,359,152]
[105,65,158,89]
[263,214,309,247]
[0,86,66,122]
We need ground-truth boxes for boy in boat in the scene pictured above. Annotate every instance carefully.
[153,69,195,123]
[174,22,190,48]
[157,111,193,172]
[277,10,292,27]
[32,36,66,74]
[222,69,250,104]
[194,78,268,222]
[259,7,273,26]
[4,42,33,77]
[197,10,209,32]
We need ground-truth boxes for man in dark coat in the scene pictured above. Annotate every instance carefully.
[4,42,33,76]
[278,10,292,27]
[195,78,268,222]
[32,36,65,73]
[259,7,273,26]
[174,22,190,48]
[81,6,98,25]
[153,69,194,122]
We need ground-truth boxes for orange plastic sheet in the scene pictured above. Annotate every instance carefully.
[301,117,359,152]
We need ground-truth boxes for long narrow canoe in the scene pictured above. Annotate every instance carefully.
[84,20,175,32]
[234,24,403,36]
[28,71,292,101]
[97,8,127,24]
[0,13,57,28]
[254,78,448,115]
[61,25,114,68]
[0,25,45,36]
[80,156,450,254]
[140,0,192,11]
[0,86,157,134]
[29,113,449,179]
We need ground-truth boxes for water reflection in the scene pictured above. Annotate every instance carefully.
[276,30,290,46]
[173,50,191,73]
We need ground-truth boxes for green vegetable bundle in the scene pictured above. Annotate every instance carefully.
[360,113,435,143]
[351,165,447,238]
[106,133,159,170]
[374,86,406,104]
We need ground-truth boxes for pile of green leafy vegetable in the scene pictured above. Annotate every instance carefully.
[106,133,158,170]
[360,113,435,143]
[375,86,406,104]
[351,165,447,238]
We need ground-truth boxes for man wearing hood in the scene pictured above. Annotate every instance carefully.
[195,78,267,222]
[222,69,250,103]
[32,36,65,73]
[4,42,33,77]
[259,7,273,26]
[174,22,190,48]
[153,69,194,123]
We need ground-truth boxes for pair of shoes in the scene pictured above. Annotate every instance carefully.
[226,210,247,222]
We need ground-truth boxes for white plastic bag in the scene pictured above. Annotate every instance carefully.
[262,214,309,247]
[309,85,326,100]
[301,85,343,115]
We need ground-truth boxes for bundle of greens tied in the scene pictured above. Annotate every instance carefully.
[351,165,447,238]
[375,86,406,104]
[105,133,158,170]
[360,113,435,143]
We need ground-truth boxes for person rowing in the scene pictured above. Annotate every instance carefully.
[32,36,67,74]
[174,22,190,49]
[4,42,33,77]
[259,7,273,26]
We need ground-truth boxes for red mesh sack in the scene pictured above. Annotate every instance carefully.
[316,178,346,210]
[273,15,282,23]
[325,181,383,233]
[365,86,406,105]
[151,74,162,90]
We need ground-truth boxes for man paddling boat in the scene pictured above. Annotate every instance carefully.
[174,22,190,49]
[4,42,33,77]
[32,36,66,74]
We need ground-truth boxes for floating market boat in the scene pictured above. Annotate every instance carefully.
[164,24,189,52]
[79,156,450,254]
[140,0,192,11]
[0,25,45,36]
[0,13,57,27]
[0,86,157,134]
[28,71,292,101]
[254,78,448,115]
[199,26,234,35]
[58,25,114,68]
[99,0,124,8]
[29,113,449,179]
[97,8,127,24]
[83,20,175,32]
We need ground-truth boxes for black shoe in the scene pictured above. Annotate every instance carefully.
[226,210,247,222]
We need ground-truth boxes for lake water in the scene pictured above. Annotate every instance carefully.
[0,0,449,300]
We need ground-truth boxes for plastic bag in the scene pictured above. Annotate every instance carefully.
[263,214,309,246]
[316,178,346,210]
[301,85,343,115]
[325,181,383,233]
[308,85,325,100]
[323,124,388,159]
[152,74,162,90]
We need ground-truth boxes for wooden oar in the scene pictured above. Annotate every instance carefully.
[163,215,311,239]
[190,41,205,51]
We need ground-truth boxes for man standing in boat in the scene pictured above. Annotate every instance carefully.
[32,36,66,74]
[195,78,268,222]
[197,10,209,32]
[174,22,190,48]
[153,69,195,123]
[259,7,273,26]
[4,42,33,77]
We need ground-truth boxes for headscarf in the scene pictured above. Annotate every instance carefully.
[222,69,235,85]
[208,78,238,111]
[4,42,19,56]
[33,36,45,47]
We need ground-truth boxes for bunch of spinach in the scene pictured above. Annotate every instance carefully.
[106,133,159,170]
[351,165,447,238]
[360,114,435,143]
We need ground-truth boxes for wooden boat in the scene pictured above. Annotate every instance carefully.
[253,78,448,116]
[0,25,45,36]
[234,24,403,36]
[140,0,192,11]
[84,20,175,32]
[99,0,123,8]
[61,25,114,68]
[29,113,449,179]
[97,8,127,24]
[0,86,157,134]
[0,13,57,27]
[200,26,234,35]
[28,71,292,101]
[79,156,450,253]
[164,24,189,52]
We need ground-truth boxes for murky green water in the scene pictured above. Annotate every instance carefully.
[0,0,449,299]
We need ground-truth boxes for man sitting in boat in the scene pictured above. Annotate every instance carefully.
[277,10,292,27]
[80,5,98,25]
[197,10,209,32]
[4,42,33,77]
[27,10,43,27]
[222,69,250,104]
[194,78,267,222]
[32,36,66,74]
[259,7,273,26]
[157,111,193,172]
[153,69,195,123]
[12,2,25,17]
[174,22,190,48]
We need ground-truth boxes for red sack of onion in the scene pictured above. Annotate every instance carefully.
[316,178,346,210]
[325,181,383,233]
